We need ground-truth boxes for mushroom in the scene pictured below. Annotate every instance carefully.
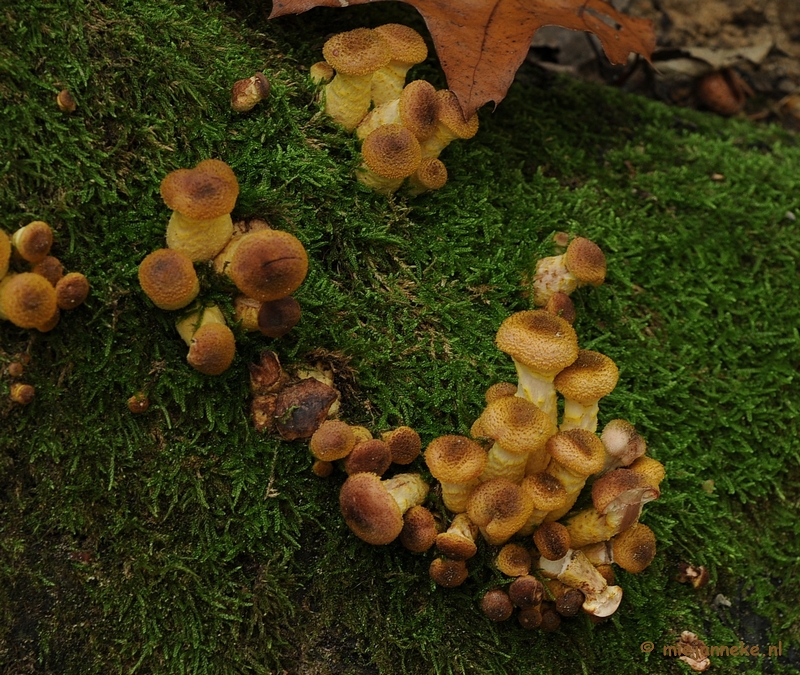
[161,159,239,261]
[56,89,77,113]
[230,73,270,113]
[0,273,58,329]
[539,604,562,631]
[517,605,544,630]
[581,522,657,574]
[339,472,429,545]
[554,350,619,432]
[508,575,544,608]
[399,505,438,552]
[407,157,448,196]
[127,392,150,414]
[12,221,53,264]
[342,439,392,476]
[545,580,585,617]
[429,557,469,588]
[419,90,479,159]
[371,24,428,106]
[517,472,570,536]
[309,419,356,462]
[480,589,514,622]
[466,478,534,545]
[312,460,334,477]
[257,296,302,338]
[533,522,571,562]
[55,272,90,310]
[424,435,487,513]
[495,543,532,577]
[435,512,479,560]
[476,395,555,483]
[599,419,647,473]
[538,549,623,618]
[309,61,334,85]
[627,455,666,489]
[532,236,606,307]
[138,248,199,311]
[484,382,518,404]
[356,80,439,141]
[0,229,10,279]
[10,383,35,405]
[543,429,606,519]
[322,28,391,132]
[381,425,421,465]
[544,291,576,324]
[31,256,64,286]
[357,124,421,194]
[495,310,579,427]
[175,305,236,376]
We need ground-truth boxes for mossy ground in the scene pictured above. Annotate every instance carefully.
[1,1,798,673]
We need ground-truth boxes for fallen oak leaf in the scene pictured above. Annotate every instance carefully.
[270,0,656,117]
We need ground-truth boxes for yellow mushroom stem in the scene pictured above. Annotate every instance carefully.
[538,549,623,618]
[175,305,227,345]
[166,211,234,263]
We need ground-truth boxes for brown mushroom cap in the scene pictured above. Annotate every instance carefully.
[228,230,308,303]
[539,605,562,632]
[534,522,572,561]
[187,322,236,375]
[627,456,666,488]
[399,505,438,552]
[601,419,647,468]
[31,256,64,286]
[340,472,405,545]
[484,382,517,404]
[508,575,544,608]
[424,435,487,484]
[481,589,514,622]
[0,273,58,329]
[611,522,657,573]
[480,395,554,454]
[322,28,391,76]
[412,157,448,191]
[496,543,532,577]
[398,80,439,140]
[546,429,606,477]
[565,237,606,286]
[10,383,35,405]
[343,439,392,476]
[257,296,301,338]
[12,221,53,263]
[312,459,334,478]
[517,606,543,630]
[591,468,659,515]
[554,350,620,405]
[436,90,479,140]
[544,291,576,324]
[435,513,478,560]
[362,124,421,179]
[138,249,199,311]
[520,473,569,513]
[310,420,356,462]
[374,24,427,66]
[555,588,585,617]
[0,230,10,278]
[467,478,534,545]
[495,310,579,376]
[429,558,468,587]
[382,426,421,465]
[55,272,90,310]
[160,159,239,220]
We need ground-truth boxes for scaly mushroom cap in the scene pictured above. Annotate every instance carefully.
[600,419,647,470]
[309,61,335,84]
[0,230,10,278]
[160,159,239,220]
[228,230,308,302]
[398,80,439,140]
[374,24,428,66]
[343,439,392,476]
[521,473,570,512]
[435,513,478,560]
[485,382,518,403]
[32,256,64,286]
[544,291,576,324]
[546,429,606,477]
[138,249,199,311]
[436,90,480,140]
[55,272,90,310]
[565,237,606,286]
[496,543,532,577]
[467,478,534,545]
[627,455,666,488]
[362,124,421,179]
[12,221,53,264]
[0,273,58,328]
[534,522,571,561]
[408,157,448,195]
[381,426,421,465]
[257,296,302,338]
[480,395,555,455]
[323,28,391,76]
[611,522,656,573]
[399,505,438,552]
[424,435,487,484]
[592,468,660,515]
[481,589,514,622]
[495,310,579,377]
[554,350,619,405]
[508,575,544,608]
[340,472,404,545]
[187,322,236,375]
[429,558,468,587]
[310,420,356,461]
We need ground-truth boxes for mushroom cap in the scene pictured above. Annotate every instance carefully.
[546,429,606,477]
[481,589,514,622]
[565,237,606,286]
[160,159,239,220]
[55,272,90,310]
[309,60,335,84]
[398,80,439,140]
[10,383,35,405]
[600,419,647,467]
[343,439,392,476]
[228,230,308,303]
[467,478,534,545]
[362,124,421,179]
[138,248,199,311]
[555,588,585,617]
[480,395,555,455]
[496,543,532,577]
[517,606,543,630]
[539,605,562,632]
[340,472,404,545]
[32,256,64,286]
[311,459,334,478]
[374,23,428,65]
[591,468,660,514]
[13,221,53,263]
[424,435,487,484]
[533,522,571,561]
[544,291,576,324]
[382,426,421,465]
[399,505,438,552]
[435,532,477,561]
[257,295,302,338]
[412,157,448,191]
[187,322,236,375]
[0,273,58,328]
[485,382,517,404]
[611,522,656,573]
[495,310,579,376]
[520,472,570,512]
[627,455,666,488]
[0,230,10,278]
[554,350,619,404]
[429,557,468,587]
[322,28,391,76]
[436,90,479,139]
[508,575,544,608]
[310,420,356,461]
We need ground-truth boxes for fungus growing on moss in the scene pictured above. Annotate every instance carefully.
[429,557,468,588]
[0,273,58,329]
[358,124,422,194]
[356,80,439,141]
[10,383,35,405]
[0,229,10,279]
[554,350,619,432]
[231,73,270,113]
[424,435,487,513]
[582,522,657,574]
[55,272,90,310]
[481,589,514,622]
[32,256,64,287]
[381,425,421,465]
[419,90,479,159]
[407,157,448,197]
[399,505,438,552]
[517,472,570,536]
[309,61,334,85]
[309,420,356,462]
[544,291,576,324]
[12,221,53,264]
[467,478,534,545]
[257,296,302,338]
[508,575,544,608]
[343,439,392,476]
[138,248,199,311]
[532,237,606,307]
[435,513,479,560]
[175,305,236,376]
[533,522,571,561]
[371,24,428,106]
[600,419,647,472]
[544,429,606,519]
[496,543,532,577]
[538,549,623,618]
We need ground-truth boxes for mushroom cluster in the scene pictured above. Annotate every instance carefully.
[311,25,479,195]
[0,221,90,333]
[137,161,309,376]
[315,235,664,630]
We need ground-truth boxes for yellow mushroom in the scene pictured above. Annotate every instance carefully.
[371,24,428,106]
[532,237,606,306]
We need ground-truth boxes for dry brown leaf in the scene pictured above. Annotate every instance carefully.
[270,0,656,117]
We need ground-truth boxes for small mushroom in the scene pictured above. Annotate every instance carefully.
[600,419,647,473]
[399,505,438,552]
[138,249,199,311]
[0,273,58,329]
[429,557,468,588]
[539,549,623,618]
[55,272,90,310]
[532,237,606,307]
[533,522,571,562]
[342,439,392,476]
[31,256,64,286]
[127,392,150,414]
[517,472,570,536]
[231,73,270,113]
[56,89,77,113]
[370,24,428,106]
[480,589,514,622]
[554,350,619,432]
[257,296,302,338]
[495,543,532,577]
[407,157,448,196]
[309,420,356,463]
[508,575,544,608]
[466,478,534,545]
[381,426,421,465]
[435,512,479,560]
[424,435,487,513]
[0,229,10,279]
[12,221,53,264]
[418,90,479,160]
[543,429,606,519]
[358,124,421,194]
[356,80,439,141]
[175,305,236,376]
[10,383,35,405]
